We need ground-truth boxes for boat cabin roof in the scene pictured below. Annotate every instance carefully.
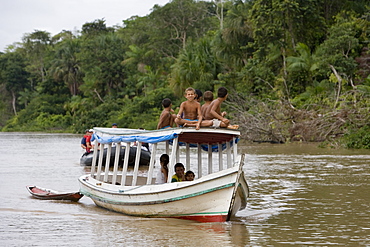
[92,127,240,145]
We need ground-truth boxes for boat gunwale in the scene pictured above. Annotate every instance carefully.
[79,182,237,206]
[79,164,242,196]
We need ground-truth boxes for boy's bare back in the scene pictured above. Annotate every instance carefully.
[201,102,211,118]
[157,98,176,129]
[157,109,174,129]
[204,99,222,120]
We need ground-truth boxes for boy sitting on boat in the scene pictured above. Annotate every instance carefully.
[171,163,185,182]
[155,154,169,184]
[201,90,213,117]
[181,87,239,129]
[157,98,176,129]
[175,87,213,130]
[185,170,195,181]
[81,129,94,153]
[204,87,239,129]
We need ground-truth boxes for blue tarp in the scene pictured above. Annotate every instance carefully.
[91,133,178,144]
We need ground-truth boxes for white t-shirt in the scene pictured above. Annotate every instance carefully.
[155,171,166,184]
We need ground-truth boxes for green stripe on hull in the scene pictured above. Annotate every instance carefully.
[80,182,235,206]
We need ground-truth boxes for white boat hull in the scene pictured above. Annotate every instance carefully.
[79,165,248,222]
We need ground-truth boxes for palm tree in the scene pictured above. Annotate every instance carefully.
[287,43,318,87]
[50,39,83,96]
[213,1,253,70]
[170,37,218,96]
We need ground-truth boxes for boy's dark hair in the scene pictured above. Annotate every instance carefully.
[203,91,213,101]
[185,170,195,176]
[162,98,172,108]
[195,89,203,100]
[217,87,228,98]
[174,163,184,169]
[160,154,169,164]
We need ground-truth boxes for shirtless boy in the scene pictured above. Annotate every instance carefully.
[175,87,212,130]
[204,87,239,129]
[201,91,213,117]
[157,98,176,129]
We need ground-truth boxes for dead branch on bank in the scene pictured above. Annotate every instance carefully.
[226,93,368,144]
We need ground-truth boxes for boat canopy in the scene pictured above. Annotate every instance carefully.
[88,127,241,185]
[91,127,240,147]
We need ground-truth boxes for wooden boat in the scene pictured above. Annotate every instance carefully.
[27,186,83,202]
[80,146,151,167]
[78,127,249,222]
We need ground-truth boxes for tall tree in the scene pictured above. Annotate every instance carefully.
[50,38,83,96]
[0,51,29,115]
[80,32,127,98]
[22,30,52,86]
[213,0,254,71]
[149,0,217,54]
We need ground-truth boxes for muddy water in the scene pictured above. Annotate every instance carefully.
[0,133,369,246]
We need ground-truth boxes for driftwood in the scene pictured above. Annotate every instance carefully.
[226,93,368,144]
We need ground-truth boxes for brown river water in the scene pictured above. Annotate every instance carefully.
[0,132,369,246]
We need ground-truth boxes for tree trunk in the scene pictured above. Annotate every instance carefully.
[94,89,104,103]
[329,65,342,109]
[11,90,17,116]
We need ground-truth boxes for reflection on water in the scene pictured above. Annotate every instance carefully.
[0,133,369,246]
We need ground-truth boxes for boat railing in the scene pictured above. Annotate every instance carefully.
[89,128,240,186]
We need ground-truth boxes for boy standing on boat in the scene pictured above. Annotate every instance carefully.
[175,87,213,130]
[157,98,176,129]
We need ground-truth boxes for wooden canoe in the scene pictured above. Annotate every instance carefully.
[27,186,83,202]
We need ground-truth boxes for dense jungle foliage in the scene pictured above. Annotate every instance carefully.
[1,0,369,148]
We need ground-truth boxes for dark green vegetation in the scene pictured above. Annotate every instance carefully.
[1,0,369,148]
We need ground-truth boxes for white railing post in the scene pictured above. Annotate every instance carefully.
[233,137,237,163]
[112,142,121,185]
[167,138,178,183]
[185,143,190,171]
[227,141,231,168]
[165,141,170,155]
[176,144,180,163]
[90,139,99,177]
[218,143,223,171]
[132,142,142,186]
[96,144,105,181]
[103,144,112,182]
[146,143,157,185]
[197,144,202,178]
[120,142,131,186]
[208,144,212,175]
